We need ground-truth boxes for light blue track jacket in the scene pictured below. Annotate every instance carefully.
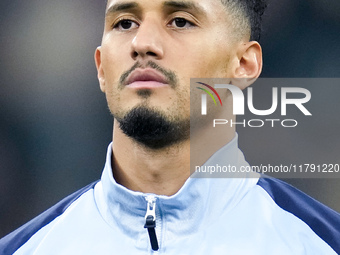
[1,136,340,254]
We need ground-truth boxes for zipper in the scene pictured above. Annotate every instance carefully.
[144,195,159,251]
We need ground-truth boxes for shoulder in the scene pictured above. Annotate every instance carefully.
[0,181,99,255]
[256,177,340,254]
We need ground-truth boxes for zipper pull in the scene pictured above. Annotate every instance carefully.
[144,195,159,251]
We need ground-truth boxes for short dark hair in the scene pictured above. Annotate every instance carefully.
[221,0,267,41]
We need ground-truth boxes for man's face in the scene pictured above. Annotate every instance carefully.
[96,0,243,147]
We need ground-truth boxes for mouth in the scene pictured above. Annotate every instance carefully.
[125,68,168,89]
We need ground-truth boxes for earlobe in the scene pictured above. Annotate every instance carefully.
[94,46,106,93]
[232,41,263,89]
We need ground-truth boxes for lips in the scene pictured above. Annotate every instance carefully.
[125,68,168,88]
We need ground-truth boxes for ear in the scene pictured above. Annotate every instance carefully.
[231,41,262,89]
[94,46,106,93]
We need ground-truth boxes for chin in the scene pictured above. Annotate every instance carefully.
[116,105,190,150]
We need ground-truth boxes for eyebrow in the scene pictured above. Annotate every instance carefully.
[163,1,206,15]
[106,2,139,16]
[106,1,205,16]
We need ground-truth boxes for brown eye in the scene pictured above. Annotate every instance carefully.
[170,18,195,29]
[121,20,133,29]
[174,18,187,27]
[114,19,139,30]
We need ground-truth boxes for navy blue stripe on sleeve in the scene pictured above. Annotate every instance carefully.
[0,181,99,255]
[257,177,340,254]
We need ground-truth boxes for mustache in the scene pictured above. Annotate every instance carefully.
[119,61,178,89]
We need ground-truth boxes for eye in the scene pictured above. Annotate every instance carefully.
[170,18,195,28]
[113,19,139,30]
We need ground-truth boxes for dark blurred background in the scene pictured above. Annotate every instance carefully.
[1,0,340,237]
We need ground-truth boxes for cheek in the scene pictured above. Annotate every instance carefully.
[101,53,120,83]
[176,85,190,112]
[100,39,132,85]
[104,85,120,114]
[174,44,232,79]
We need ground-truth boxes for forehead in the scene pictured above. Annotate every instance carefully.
[105,0,225,15]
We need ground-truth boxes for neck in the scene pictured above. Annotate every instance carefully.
[190,102,236,174]
[111,110,235,196]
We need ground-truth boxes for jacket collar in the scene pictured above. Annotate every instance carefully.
[95,134,259,238]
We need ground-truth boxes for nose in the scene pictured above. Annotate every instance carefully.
[130,18,164,60]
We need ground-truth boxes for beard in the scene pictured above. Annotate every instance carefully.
[115,105,190,150]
